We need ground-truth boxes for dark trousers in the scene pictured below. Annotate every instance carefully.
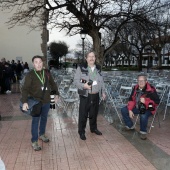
[78,93,99,135]
[0,78,6,93]
[5,78,11,91]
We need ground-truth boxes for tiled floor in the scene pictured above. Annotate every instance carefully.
[0,83,170,170]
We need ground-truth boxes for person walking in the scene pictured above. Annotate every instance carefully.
[74,51,106,140]
[21,55,59,151]
[4,62,12,94]
[16,60,23,81]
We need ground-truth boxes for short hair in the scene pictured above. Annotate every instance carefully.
[137,73,147,80]
[85,50,97,58]
[32,55,43,62]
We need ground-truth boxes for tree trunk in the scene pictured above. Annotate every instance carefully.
[138,54,143,72]
[128,60,130,66]
[157,51,162,68]
[91,32,104,66]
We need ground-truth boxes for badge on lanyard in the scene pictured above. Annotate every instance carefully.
[41,86,48,90]
[93,80,97,86]
[34,69,46,90]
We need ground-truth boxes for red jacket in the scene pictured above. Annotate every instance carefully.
[127,82,160,115]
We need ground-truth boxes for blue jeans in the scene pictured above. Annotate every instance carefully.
[121,106,152,133]
[31,103,50,142]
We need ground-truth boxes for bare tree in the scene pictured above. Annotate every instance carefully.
[1,0,170,66]
[148,11,170,68]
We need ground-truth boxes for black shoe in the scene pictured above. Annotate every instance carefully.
[80,134,86,140]
[91,129,102,135]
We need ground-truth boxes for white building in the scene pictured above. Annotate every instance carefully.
[0,10,43,68]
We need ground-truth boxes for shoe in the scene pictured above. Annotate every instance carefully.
[32,141,41,151]
[140,133,147,140]
[39,134,50,143]
[91,129,102,135]
[122,126,135,131]
[80,134,86,140]
[6,90,11,94]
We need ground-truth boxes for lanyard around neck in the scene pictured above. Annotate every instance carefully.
[34,69,45,85]
[88,66,96,80]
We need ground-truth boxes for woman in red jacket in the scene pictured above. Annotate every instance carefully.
[121,73,160,140]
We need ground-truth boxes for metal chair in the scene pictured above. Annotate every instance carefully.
[104,83,123,124]
[163,89,170,120]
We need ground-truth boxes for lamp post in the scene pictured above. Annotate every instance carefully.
[80,29,87,62]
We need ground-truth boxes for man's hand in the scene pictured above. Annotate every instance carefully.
[140,97,145,104]
[22,103,29,111]
[54,95,59,103]
[129,110,134,119]
[84,82,91,90]
[102,93,106,100]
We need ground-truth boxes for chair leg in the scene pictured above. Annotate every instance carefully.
[163,106,168,120]
[157,111,161,128]
[148,116,155,134]
[133,114,139,128]
[113,105,123,124]
[148,112,161,133]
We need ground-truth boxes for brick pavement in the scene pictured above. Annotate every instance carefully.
[0,82,170,170]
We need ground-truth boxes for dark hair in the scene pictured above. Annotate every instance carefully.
[32,55,43,62]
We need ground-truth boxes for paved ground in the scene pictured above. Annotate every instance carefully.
[0,82,170,170]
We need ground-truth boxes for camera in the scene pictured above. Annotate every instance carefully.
[80,79,87,83]
[148,102,154,111]
[138,102,146,114]
[50,90,56,109]
[87,79,93,86]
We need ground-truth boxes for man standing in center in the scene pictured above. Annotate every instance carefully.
[74,51,106,140]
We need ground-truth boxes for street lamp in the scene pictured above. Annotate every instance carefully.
[80,29,87,62]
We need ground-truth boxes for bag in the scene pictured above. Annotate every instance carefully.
[20,97,42,117]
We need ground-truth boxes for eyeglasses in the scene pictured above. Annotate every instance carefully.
[138,80,146,83]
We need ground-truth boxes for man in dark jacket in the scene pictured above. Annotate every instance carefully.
[121,73,160,140]
[16,60,23,81]
[4,62,13,93]
[21,55,59,151]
